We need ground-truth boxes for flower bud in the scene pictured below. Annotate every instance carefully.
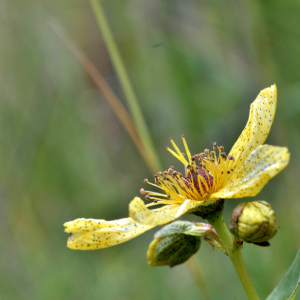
[147,234,201,268]
[147,221,201,267]
[230,201,279,245]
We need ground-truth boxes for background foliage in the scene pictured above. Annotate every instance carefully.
[1,0,300,299]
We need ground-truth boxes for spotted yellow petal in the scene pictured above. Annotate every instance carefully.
[64,217,154,250]
[211,145,290,199]
[129,197,200,226]
[227,85,277,181]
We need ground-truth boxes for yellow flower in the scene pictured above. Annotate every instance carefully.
[129,84,289,225]
[64,85,290,250]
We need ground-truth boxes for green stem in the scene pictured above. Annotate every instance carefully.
[208,212,259,300]
[89,0,162,173]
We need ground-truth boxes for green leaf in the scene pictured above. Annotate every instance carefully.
[266,250,300,300]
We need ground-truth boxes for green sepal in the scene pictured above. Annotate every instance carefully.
[187,199,225,221]
[154,221,194,238]
[204,237,227,254]
[266,250,300,300]
[154,221,213,239]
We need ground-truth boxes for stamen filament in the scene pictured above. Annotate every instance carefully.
[168,138,188,165]
[147,181,165,190]
[181,135,192,163]
[166,146,187,165]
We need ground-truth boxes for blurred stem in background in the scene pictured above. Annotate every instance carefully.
[186,258,212,300]
[49,20,155,173]
[89,0,162,173]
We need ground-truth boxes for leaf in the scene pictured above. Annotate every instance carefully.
[266,250,300,300]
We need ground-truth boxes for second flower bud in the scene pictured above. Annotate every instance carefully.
[230,201,279,246]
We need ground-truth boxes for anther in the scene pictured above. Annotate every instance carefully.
[219,146,224,151]
[210,151,215,155]
[140,188,145,195]
[198,153,205,159]
[143,179,148,183]
[163,171,168,175]
[204,149,210,155]
[158,172,163,176]
[172,171,178,177]
[153,200,158,203]
[228,155,234,160]
[168,168,173,174]
[145,195,150,201]
[211,142,217,147]
[220,152,227,158]
[191,156,196,161]
[210,158,215,162]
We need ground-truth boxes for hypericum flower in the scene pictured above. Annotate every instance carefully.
[129,85,289,226]
[64,85,290,250]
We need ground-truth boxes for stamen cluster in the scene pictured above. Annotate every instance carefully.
[140,136,235,206]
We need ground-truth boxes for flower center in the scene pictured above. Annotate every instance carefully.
[140,136,234,206]
[185,165,213,196]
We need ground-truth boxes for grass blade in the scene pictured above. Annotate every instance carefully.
[89,0,162,172]
[49,19,157,173]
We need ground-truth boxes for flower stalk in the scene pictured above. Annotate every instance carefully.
[208,211,259,300]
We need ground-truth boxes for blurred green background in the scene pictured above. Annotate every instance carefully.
[1,0,300,299]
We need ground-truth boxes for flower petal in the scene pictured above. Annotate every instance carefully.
[129,197,199,226]
[227,85,277,178]
[211,145,290,199]
[64,217,154,250]
[175,200,191,218]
